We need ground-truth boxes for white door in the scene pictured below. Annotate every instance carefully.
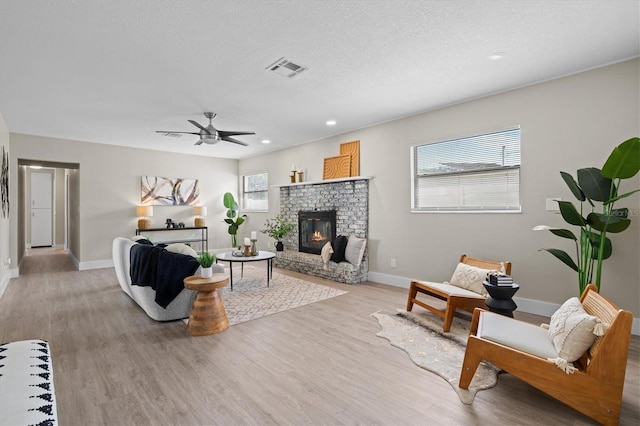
[31,172,53,247]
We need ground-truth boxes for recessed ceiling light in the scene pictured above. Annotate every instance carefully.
[326,120,337,126]
[262,139,271,144]
[488,52,505,60]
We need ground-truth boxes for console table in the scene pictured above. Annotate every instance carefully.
[135,226,208,253]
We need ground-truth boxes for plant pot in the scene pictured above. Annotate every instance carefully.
[200,266,213,278]
[275,241,284,251]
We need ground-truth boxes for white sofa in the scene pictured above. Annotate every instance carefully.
[112,237,198,321]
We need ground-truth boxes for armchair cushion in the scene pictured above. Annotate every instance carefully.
[477,310,558,359]
[548,297,605,363]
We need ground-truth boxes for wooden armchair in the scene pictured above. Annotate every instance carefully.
[459,284,633,426]
[406,254,511,332]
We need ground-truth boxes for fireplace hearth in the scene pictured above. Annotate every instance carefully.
[298,210,336,254]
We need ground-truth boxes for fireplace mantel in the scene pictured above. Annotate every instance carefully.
[272,175,373,188]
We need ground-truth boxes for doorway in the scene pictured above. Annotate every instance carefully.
[17,159,80,268]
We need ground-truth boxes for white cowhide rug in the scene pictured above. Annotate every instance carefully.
[372,309,500,404]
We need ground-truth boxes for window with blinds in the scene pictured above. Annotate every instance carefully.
[242,172,269,212]
[411,127,521,212]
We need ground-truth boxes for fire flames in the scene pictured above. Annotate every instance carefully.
[311,231,324,242]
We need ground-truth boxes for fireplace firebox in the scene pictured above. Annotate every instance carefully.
[298,210,337,254]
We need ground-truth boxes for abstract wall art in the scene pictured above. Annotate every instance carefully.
[141,176,200,206]
[1,147,8,218]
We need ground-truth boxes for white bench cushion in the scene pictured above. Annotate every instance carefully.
[415,281,486,299]
[477,311,558,359]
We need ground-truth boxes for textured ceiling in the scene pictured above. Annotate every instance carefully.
[0,0,638,159]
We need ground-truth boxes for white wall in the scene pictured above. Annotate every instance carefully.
[9,135,240,269]
[240,59,640,317]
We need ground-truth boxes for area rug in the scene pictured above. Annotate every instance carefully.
[372,309,500,404]
[185,264,347,326]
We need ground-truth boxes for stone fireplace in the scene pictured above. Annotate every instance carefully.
[274,177,371,284]
[298,210,336,254]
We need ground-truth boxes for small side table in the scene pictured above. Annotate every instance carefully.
[483,281,520,317]
[183,273,230,336]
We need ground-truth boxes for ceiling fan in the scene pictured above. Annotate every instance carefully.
[156,112,255,146]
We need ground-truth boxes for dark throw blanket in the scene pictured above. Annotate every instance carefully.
[130,244,200,308]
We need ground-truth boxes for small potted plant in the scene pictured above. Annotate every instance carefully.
[261,215,294,251]
[197,252,216,278]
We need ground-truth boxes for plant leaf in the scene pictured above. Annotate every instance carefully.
[549,228,577,240]
[560,171,585,201]
[577,167,613,202]
[605,189,640,204]
[602,137,640,179]
[558,201,586,226]
[539,248,579,272]
[587,212,631,233]
[587,232,612,260]
[223,192,236,209]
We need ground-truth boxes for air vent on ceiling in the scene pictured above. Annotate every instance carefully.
[160,132,183,138]
[266,57,308,78]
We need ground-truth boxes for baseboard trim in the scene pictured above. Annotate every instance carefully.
[367,271,640,336]
[78,259,113,271]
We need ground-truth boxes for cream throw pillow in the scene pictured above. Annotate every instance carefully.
[321,242,334,270]
[165,243,198,258]
[548,297,605,373]
[447,262,495,296]
[344,235,367,267]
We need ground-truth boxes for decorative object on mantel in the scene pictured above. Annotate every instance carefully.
[193,205,207,227]
[141,176,199,206]
[165,218,177,229]
[296,169,304,183]
[340,140,360,176]
[223,192,247,248]
[197,252,216,278]
[136,205,153,229]
[323,154,351,179]
[289,171,296,183]
[261,215,294,251]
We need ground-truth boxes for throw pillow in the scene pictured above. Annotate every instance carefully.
[165,243,198,258]
[548,297,605,368]
[447,262,494,296]
[331,235,348,263]
[132,235,153,245]
[344,235,367,267]
[321,241,334,270]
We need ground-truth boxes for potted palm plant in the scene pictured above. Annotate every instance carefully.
[223,192,247,248]
[534,137,639,294]
[261,215,294,251]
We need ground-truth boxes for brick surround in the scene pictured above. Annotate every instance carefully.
[273,178,370,283]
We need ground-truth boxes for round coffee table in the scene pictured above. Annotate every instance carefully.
[216,251,275,291]
[183,273,229,336]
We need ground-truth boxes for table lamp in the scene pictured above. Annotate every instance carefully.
[193,205,207,227]
[136,205,153,229]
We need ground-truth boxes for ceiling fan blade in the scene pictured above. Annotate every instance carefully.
[194,139,204,145]
[218,130,255,137]
[221,136,249,146]
[156,131,201,135]
[188,120,212,134]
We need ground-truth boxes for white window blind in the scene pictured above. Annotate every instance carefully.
[412,127,521,212]
[242,172,269,211]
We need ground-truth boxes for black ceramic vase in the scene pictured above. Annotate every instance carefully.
[275,241,284,251]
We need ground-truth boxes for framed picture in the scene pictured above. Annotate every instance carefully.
[141,176,199,206]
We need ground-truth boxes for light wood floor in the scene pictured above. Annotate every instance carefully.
[1,249,638,425]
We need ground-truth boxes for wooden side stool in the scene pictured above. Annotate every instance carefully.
[183,273,229,336]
